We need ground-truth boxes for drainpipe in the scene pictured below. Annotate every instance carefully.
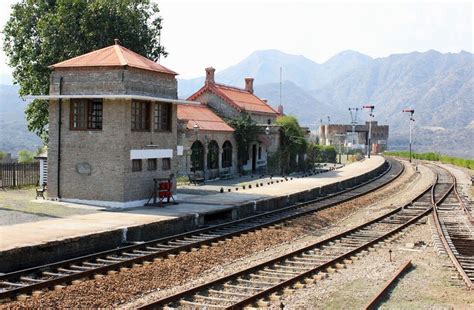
[57,77,63,199]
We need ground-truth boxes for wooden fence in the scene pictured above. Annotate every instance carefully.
[0,162,40,188]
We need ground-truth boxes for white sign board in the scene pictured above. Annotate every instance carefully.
[130,149,173,160]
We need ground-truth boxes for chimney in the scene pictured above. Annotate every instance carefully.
[277,104,284,115]
[205,67,215,84]
[244,77,254,93]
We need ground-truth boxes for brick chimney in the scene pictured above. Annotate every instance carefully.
[244,78,254,93]
[205,67,215,84]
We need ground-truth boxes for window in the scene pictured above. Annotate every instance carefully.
[222,141,233,168]
[154,102,172,131]
[70,99,103,130]
[267,119,271,125]
[207,140,219,169]
[132,159,142,172]
[131,100,150,131]
[191,141,204,171]
[258,146,262,160]
[148,158,157,171]
[162,158,171,170]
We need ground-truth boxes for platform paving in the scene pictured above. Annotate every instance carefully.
[0,156,384,253]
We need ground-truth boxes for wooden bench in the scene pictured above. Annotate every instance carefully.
[188,173,205,185]
[36,184,47,199]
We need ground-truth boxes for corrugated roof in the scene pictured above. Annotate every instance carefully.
[50,44,177,75]
[177,104,234,132]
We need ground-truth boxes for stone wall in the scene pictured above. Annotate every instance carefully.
[48,98,178,203]
[177,125,238,179]
[50,67,177,98]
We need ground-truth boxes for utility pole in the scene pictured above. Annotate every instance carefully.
[362,105,375,158]
[402,109,415,162]
[348,107,359,148]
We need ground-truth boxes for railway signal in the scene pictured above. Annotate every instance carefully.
[362,105,375,158]
[348,108,359,148]
[402,109,415,162]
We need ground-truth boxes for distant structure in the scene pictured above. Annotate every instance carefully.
[187,67,282,174]
[319,121,389,153]
[41,42,190,208]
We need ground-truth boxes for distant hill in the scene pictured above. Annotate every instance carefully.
[2,48,472,158]
[179,49,473,158]
[0,84,43,155]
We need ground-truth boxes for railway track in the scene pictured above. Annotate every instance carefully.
[430,164,474,290]
[0,159,403,301]
[137,165,450,310]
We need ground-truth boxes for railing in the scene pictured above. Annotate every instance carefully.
[0,162,40,188]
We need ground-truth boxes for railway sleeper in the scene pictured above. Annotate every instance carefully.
[208,289,253,298]
[250,273,289,281]
[178,299,223,309]
[193,293,239,303]
[237,278,274,286]
[223,283,262,291]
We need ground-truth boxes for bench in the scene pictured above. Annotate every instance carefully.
[188,173,205,185]
[36,184,47,199]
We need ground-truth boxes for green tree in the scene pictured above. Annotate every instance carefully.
[18,150,35,163]
[228,113,261,172]
[3,0,166,142]
[0,151,6,160]
[276,116,307,173]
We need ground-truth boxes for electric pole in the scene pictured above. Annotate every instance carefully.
[402,109,415,162]
[362,105,375,158]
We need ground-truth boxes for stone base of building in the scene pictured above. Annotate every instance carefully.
[60,196,177,209]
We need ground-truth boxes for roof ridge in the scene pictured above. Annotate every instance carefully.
[114,45,127,66]
[214,83,247,92]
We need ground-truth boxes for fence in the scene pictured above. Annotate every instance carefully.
[0,162,40,188]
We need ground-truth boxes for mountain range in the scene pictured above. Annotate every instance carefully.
[0,49,472,158]
[178,49,473,158]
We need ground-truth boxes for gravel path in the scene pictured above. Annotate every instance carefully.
[2,160,428,309]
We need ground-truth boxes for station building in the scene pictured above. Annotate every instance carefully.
[42,42,192,208]
[187,68,282,175]
[176,103,238,179]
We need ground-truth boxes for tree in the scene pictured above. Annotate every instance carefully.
[18,150,35,163]
[228,113,261,172]
[276,116,307,173]
[3,0,166,142]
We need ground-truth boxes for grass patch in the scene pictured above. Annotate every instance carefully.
[385,151,474,170]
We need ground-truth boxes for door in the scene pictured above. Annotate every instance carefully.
[252,144,257,172]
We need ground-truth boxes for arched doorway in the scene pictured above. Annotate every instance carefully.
[222,141,233,168]
[191,140,204,172]
[207,140,219,170]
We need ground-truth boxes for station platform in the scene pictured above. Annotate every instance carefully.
[0,156,385,272]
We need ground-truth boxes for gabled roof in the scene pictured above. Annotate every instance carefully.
[188,83,279,116]
[50,44,177,75]
[177,104,234,132]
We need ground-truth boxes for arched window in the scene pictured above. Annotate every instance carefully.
[222,141,233,168]
[207,140,219,169]
[191,140,204,171]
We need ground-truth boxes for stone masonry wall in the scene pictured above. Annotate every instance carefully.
[50,67,177,98]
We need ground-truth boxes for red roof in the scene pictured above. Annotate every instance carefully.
[188,83,279,116]
[50,44,177,75]
[177,104,234,132]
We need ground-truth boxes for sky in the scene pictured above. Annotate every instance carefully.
[0,0,472,80]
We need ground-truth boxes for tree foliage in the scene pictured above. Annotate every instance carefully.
[228,113,261,172]
[3,0,166,142]
[17,149,35,163]
[306,143,337,166]
[275,116,307,173]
